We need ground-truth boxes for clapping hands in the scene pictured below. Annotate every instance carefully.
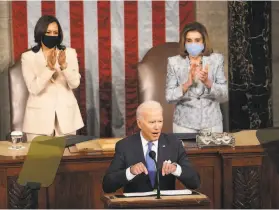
[194,64,212,88]
[47,49,67,71]
[196,64,208,83]
[58,50,67,70]
[47,49,57,71]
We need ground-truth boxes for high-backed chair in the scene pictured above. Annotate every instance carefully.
[8,60,29,133]
[137,42,180,133]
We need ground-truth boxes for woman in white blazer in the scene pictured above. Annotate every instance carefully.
[165,22,228,133]
[21,15,84,141]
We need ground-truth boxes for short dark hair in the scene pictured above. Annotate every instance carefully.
[32,15,65,53]
[179,22,213,58]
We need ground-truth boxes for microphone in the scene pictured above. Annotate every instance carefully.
[149,150,156,160]
[149,151,161,199]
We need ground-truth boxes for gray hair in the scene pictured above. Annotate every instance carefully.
[136,100,163,120]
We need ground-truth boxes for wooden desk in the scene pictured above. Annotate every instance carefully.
[102,192,210,209]
[0,140,277,208]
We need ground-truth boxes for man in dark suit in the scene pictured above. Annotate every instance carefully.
[102,101,200,193]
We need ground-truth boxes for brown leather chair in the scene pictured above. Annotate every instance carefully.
[137,42,180,133]
[137,42,229,133]
[8,60,29,133]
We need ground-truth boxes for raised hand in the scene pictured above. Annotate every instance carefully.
[197,64,212,88]
[47,49,57,71]
[161,160,177,176]
[58,50,67,70]
[130,162,148,176]
[182,64,196,93]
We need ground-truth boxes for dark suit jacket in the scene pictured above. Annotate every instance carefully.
[102,132,200,193]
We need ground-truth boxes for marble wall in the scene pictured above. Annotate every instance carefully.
[228,1,272,130]
[272,2,279,127]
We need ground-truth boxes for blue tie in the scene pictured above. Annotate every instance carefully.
[146,142,156,188]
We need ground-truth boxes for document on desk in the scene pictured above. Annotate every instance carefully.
[123,189,192,197]
[160,189,192,195]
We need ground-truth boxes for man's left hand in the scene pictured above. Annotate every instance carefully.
[162,160,177,176]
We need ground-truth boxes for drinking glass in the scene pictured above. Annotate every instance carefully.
[8,131,24,150]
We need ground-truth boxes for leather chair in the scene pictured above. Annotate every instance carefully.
[137,42,180,133]
[137,42,229,133]
[8,60,29,133]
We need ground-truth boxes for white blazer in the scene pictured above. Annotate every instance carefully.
[21,47,84,135]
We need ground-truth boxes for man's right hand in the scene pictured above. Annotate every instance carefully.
[130,162,148,176]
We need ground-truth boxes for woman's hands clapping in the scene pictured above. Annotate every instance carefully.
[47,49,57,71]
[197,64,212,88]
[58,50,67,70]
[47,49,67,71]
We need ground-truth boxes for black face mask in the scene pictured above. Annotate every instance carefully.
[42,35,59,49]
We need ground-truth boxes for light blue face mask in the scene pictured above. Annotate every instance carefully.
[185,43,204,57]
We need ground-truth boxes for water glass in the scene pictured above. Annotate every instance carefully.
[9,131,24,150]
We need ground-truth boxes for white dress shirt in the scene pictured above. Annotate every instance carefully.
[126,132,182,181]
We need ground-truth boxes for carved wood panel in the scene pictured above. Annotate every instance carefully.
[176,157,220,209]
[0,170,7,208]
[232,166,261,208]
[7,176,37,209]
[50,172,93,208]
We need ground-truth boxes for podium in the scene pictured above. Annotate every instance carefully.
[101,191,211,209]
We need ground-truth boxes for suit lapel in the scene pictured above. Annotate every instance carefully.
[133,132,146,165]
[35,48,60,73]
[157,134,169,170]
[34,49,47,73]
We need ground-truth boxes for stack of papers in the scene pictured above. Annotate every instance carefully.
[123,189,192,197]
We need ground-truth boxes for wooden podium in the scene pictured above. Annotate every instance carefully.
[101,192,211,209]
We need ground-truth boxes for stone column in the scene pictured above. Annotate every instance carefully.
[272,2,279,127]
[228,1,272,130]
